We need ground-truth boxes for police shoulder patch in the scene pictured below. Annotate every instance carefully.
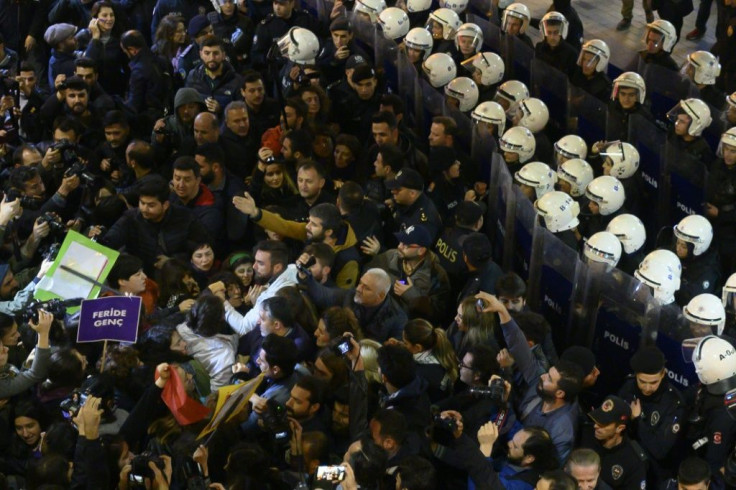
[672,423,680,434]
[650,410,660,426]
[703,280,710,289]
[714,431,722,444]
[612,465,624,480]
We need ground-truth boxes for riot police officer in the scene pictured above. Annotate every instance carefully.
[618,346,685,486]
[251,0,320,70]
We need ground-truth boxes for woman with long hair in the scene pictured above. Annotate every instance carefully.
[248,158,298,207]
[449,296,501,359]
[152,14,187,67]
[401,319,458,402]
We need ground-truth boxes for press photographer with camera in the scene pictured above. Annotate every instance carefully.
[0,309,53,399]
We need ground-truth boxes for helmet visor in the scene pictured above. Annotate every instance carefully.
[583,240,616,265]
[682,337,706,363]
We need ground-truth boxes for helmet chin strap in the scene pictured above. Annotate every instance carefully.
[706,375,736,395]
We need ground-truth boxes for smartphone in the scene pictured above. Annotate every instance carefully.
[334,339,351,356]
[475,298,485,312]
[316,465,346,482]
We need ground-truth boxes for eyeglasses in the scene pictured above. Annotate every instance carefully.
[458,362,472,370]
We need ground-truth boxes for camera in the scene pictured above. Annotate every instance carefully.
[430,414,457,446]
[4,188,43,210]
[37,212,67,236]
[64,161,96,185]
[19,297,83,324]
[51,139,79,166]
[0,69,19,97]
[468,378,506,405]
[296,255,316,275]
[262,398,291,443]
[128,453,165,488]
[331,338,352,357]
[60,389,88,419]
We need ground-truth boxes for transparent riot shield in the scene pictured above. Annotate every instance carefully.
[640,63,697,128]
[489,155,516,270]
[586,265,662,399]
[662,140,708,225]
[526,223,583,350]
[397,47,418,98]
[703,105,726,155]
[300,0,325,23]
[471,126,499,183]
[653,304,699,390]
[512,185,537,279]
[376,35,399,92]
[530,59,569,139]
[568,86,607,144]
[351,14,376,60]
[502,34,533,85]
[418,78,448,140]
[627,114,667,246]
[467,13,501,54]
[444,105,473,150]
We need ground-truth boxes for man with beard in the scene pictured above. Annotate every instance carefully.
[233,192,360,288]
[477,292,583,463]
[44,23,79,88]
[40,76,103,149]
[185,36,242,116]
[152,88,205,162]
[195,143,249,249]
[285,375,328,432]
[579,396,648,489]
[220,239,299,336]
[617,346,684,486]
[283,160,335,222]
[90,111,132,186]
[220,101,259,180]
[98,177,211,274]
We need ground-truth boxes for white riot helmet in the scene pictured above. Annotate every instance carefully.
[534,191,581,233]
[461,52,505,86]
[378,7,410,40]
[502,3,531,34]
[722,272,736,313]
[577,39,610,73]
[583,231,622,267]
[513,97,549,133]
[685,51,721,86]
[494,80,530,110]
[557,158,594,198]
[645,19,677,53]
[647,249,682,278]
[585,176,625,216]
[606,214,646,254]
[445,76,479,112]
[472,101,506,134]
[601,141,640,179]
[673,214,713,256]
[405,28,433,60]
[612,72,646,104]
[354,0,387,23]
[718,127,736,158]
[277,27,320,65]
[684,294,726,336]
[427,8,461,40]
[635,250,681,305]
[667,98,713,137]
[440,0,469,13]
[540,11,569,39]
[554,135,588,165]
[515,161,557,199]
[422,53,457,88]
[691,336,736,394]
[454,23,484,53]
[500,126,536,163]
[406,0,431,13]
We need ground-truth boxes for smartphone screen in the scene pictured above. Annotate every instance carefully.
[316,465,346,482]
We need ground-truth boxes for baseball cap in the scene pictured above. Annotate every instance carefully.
[385,169,424,191]
[394,225,433,248]
[589,395,631,426]
[346,54,368,70]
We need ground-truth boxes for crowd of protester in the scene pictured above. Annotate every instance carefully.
[0,0,736,488]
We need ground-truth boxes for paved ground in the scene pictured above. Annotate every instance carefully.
[520,0,718,68]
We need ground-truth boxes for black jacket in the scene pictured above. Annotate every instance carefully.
[185,62,242,115]
[102,205,211,274]
[126,47,168,117]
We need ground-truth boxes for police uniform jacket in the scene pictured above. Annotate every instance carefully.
[606,100,655,143]
[570,68,612,103]
[390,193,443,242]
[674,245,721,307]
[618,377,685,464]
[580,430,648,489]
[534,40,578,75]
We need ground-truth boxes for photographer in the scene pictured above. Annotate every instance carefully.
[40,76,104,149]
[0,309,53,399]
[70,395,111,489]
